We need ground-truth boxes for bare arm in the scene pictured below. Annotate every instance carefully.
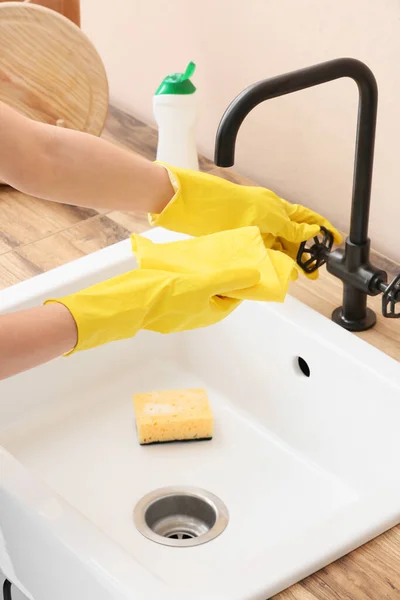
[0,103,175,381]
[0,303,78,381]
[0,101,174,213]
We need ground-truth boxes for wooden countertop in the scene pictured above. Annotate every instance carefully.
[0,105,399,599]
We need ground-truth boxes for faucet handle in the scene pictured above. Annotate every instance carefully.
[382,274,400,318]
[296,226,334,274]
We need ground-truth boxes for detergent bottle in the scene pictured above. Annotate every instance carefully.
[153,61,199,170]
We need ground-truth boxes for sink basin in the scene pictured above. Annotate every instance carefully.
[1,228,399,600]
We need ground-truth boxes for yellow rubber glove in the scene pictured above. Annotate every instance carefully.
[131,226,298,302]
[46,227,297,353]
[149,163,342,260]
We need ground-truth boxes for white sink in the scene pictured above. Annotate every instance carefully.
[1,228,399,600]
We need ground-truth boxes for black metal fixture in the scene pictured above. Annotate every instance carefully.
[3,580,12,600]
[214,58,399,331]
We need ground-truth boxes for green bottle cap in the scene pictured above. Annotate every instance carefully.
[155,61,196,95]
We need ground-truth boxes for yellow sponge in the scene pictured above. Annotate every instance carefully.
[133,388,213,445]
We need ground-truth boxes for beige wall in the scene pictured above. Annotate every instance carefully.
[82,0,400,261]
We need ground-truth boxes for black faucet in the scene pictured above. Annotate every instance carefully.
[214,57,399,331]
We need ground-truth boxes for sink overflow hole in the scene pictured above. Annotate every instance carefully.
[297,356,311,377]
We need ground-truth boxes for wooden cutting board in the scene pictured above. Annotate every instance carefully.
[0,1,108,135]
[0,0,80,27]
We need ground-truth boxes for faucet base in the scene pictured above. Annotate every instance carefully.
[332,306,376,332]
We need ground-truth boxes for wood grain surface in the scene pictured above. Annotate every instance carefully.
[0,105,399,599]
[0,0,81,26]
[0,2,107,133]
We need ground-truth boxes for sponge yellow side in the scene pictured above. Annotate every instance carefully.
[133,388,213,444]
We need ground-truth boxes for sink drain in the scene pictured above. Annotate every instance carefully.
[166,532,195,539]
[134,486,229,547]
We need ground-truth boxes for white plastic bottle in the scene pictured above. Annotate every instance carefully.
[153,61,199,170]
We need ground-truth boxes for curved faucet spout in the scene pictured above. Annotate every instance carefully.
[215,58,378,246]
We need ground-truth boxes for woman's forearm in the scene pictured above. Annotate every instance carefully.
[0,101,174,213]
[0,103,176,380]
[0,303,77,381]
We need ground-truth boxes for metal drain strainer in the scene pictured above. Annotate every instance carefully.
[134,486,229,547]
